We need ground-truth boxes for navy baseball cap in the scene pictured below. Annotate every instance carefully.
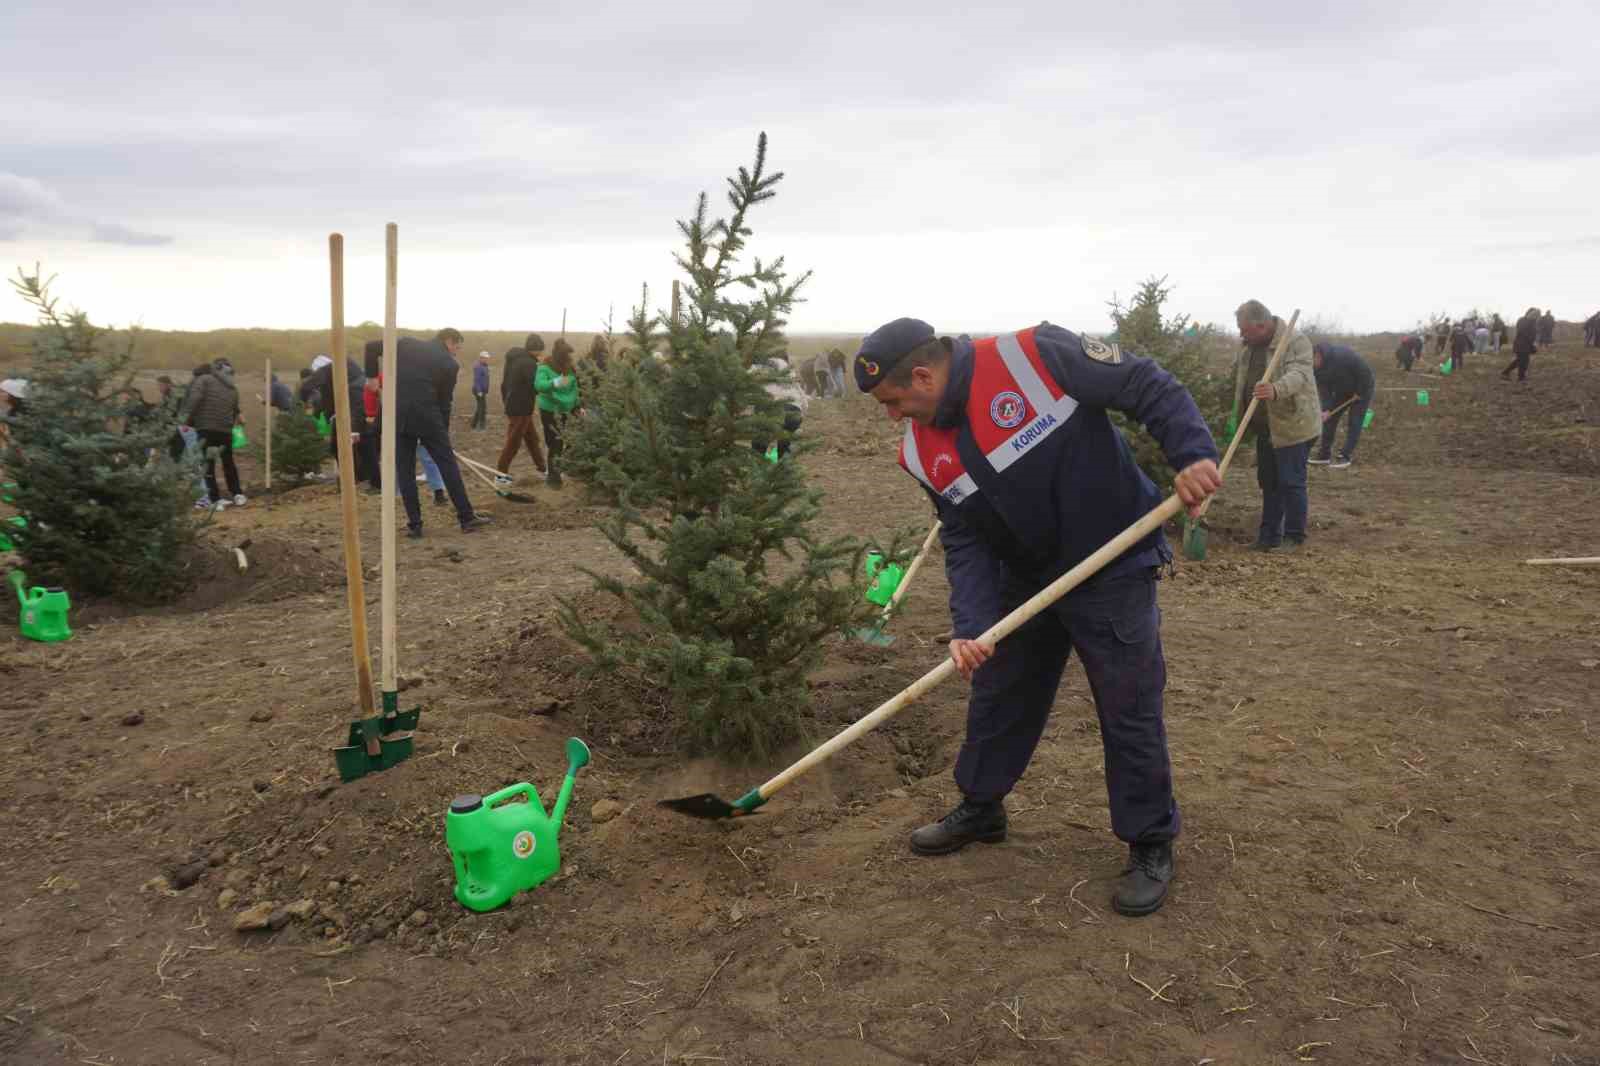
[854,317,936,392]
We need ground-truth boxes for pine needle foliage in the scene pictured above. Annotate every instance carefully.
[560,134,876,760]
[1106,275,1231,491]
[4,267,200,601]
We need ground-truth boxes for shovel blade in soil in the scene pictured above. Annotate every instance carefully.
[658,793,747,820]
[852,624,895,647]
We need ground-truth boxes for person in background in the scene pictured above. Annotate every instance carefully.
[1433,319,1450,357]
[1310,342,1376,469]
[1448,322,1472,371]
[497,338,546,477]
[1490,312,1507,353]
[182,358,245,510]
[1394,333,1424,371]
[1472,321,1490,355]
[470,350,492,430]
[1538,310,1556,345]
[392,329,486,537]
[751,352,807,460]
[362,338,448,502]
[535,338,581,488]
[1583,310,1599,348]
[270,371,296,408]
[1504,307,1541,383]
[300,352,372,484]
[587,334,610,373]
[1233,300,1319,552]
[827,347,848,396]
[811,350,833,397]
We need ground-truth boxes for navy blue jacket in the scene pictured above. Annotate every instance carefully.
[388,338,460,434]
[1312,344,1375,407]
[923,326,1218,639]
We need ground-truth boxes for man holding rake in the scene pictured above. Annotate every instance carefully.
[860,318,1221,916]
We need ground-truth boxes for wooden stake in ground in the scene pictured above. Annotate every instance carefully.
[263,358,272,494]
[380,223,399,716]
[328,233,378,751]
[671,279,681,327]
[1525,556,1600,566]
[560,307,567,338]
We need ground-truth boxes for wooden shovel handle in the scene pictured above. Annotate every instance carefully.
[755,491,1186,804]
[329,235,377,729]
[883,521,941,617]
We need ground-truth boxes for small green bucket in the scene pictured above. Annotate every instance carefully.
[1362,408,1374,429]
[1416,390,1430,406]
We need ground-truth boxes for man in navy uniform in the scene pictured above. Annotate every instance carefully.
[858,318,1221,916]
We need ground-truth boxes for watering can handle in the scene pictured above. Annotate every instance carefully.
[483,783,535,809]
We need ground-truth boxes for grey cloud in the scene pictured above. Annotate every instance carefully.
[89,222,173,247]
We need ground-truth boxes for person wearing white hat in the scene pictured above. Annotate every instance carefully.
[471,350,492,430]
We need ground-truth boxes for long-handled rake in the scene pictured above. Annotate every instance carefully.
[663,308,1301,821]
[454,450,539,504]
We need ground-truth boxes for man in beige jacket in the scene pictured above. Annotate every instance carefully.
[1232,300,1319,551]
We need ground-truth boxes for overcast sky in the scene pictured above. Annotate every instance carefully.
[2,1,1596,338]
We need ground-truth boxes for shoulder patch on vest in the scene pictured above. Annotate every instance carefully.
[1083,336,1122,364]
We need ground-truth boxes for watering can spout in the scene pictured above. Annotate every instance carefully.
[549,737,592,833]
[7,569,25,605]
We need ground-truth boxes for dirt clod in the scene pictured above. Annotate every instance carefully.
[233,901,277,932]
[120,712,144,727]
[590,799,623,824]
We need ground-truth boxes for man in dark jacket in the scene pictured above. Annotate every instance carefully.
[1585,311,1600,348]
[1504,308,1541,382]
[859,317,1221,917]
[496,336,546,475]
[1490,313,1507,353]
[182,358,244,508]
[1538,310,1556,345]
[1394,334,1423,371]
[1310,342,1376,468]
[1449,324,1472,371]
[390,329,487,536]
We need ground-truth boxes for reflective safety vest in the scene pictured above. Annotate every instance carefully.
[897,327,1082,502]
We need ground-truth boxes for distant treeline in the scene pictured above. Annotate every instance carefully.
[0,321,866,376]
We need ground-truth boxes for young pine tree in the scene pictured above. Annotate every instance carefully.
[256,409,327,487]
[1106,275,1231,491]
[561,134,876,760]
[4,268,200,601]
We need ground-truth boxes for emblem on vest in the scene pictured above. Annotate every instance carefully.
[989,390,1026,429]
[1083,337,1122,364]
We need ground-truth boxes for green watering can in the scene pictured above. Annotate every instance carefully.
[764,443,780,464]
[1362,408,1374,429]
[232,424,249,449]
[1439,358,1453,376]
[1416,390,1430,406]
[863,552,904,608]
[446,738,591,912]
[8,570,72,643]
[316,412,331,439]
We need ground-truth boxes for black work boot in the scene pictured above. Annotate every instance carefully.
[433,488,448,506]
[1112,841,1175,917]
[547,462,563,489]
[909,798,1007,856]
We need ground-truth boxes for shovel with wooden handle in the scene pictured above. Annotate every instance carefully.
[661,309,1300,821]
[853,521,941,646]
[454,450,540,504]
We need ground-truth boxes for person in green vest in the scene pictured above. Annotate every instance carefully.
[535,338,581,488]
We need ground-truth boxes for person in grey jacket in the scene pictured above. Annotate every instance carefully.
[1232,301,1319,551]
[181,358,245,508]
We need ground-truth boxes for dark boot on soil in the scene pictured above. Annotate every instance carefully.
[406,525,424,540]
[1112,841,1174,916]
[433,488,448,506]
[909,798,1006,856]
[547,463,563,489]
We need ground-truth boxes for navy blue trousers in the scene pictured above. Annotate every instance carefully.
[955,568,1179,844]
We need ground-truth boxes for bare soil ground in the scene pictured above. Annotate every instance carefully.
[2,341,1598,1066]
